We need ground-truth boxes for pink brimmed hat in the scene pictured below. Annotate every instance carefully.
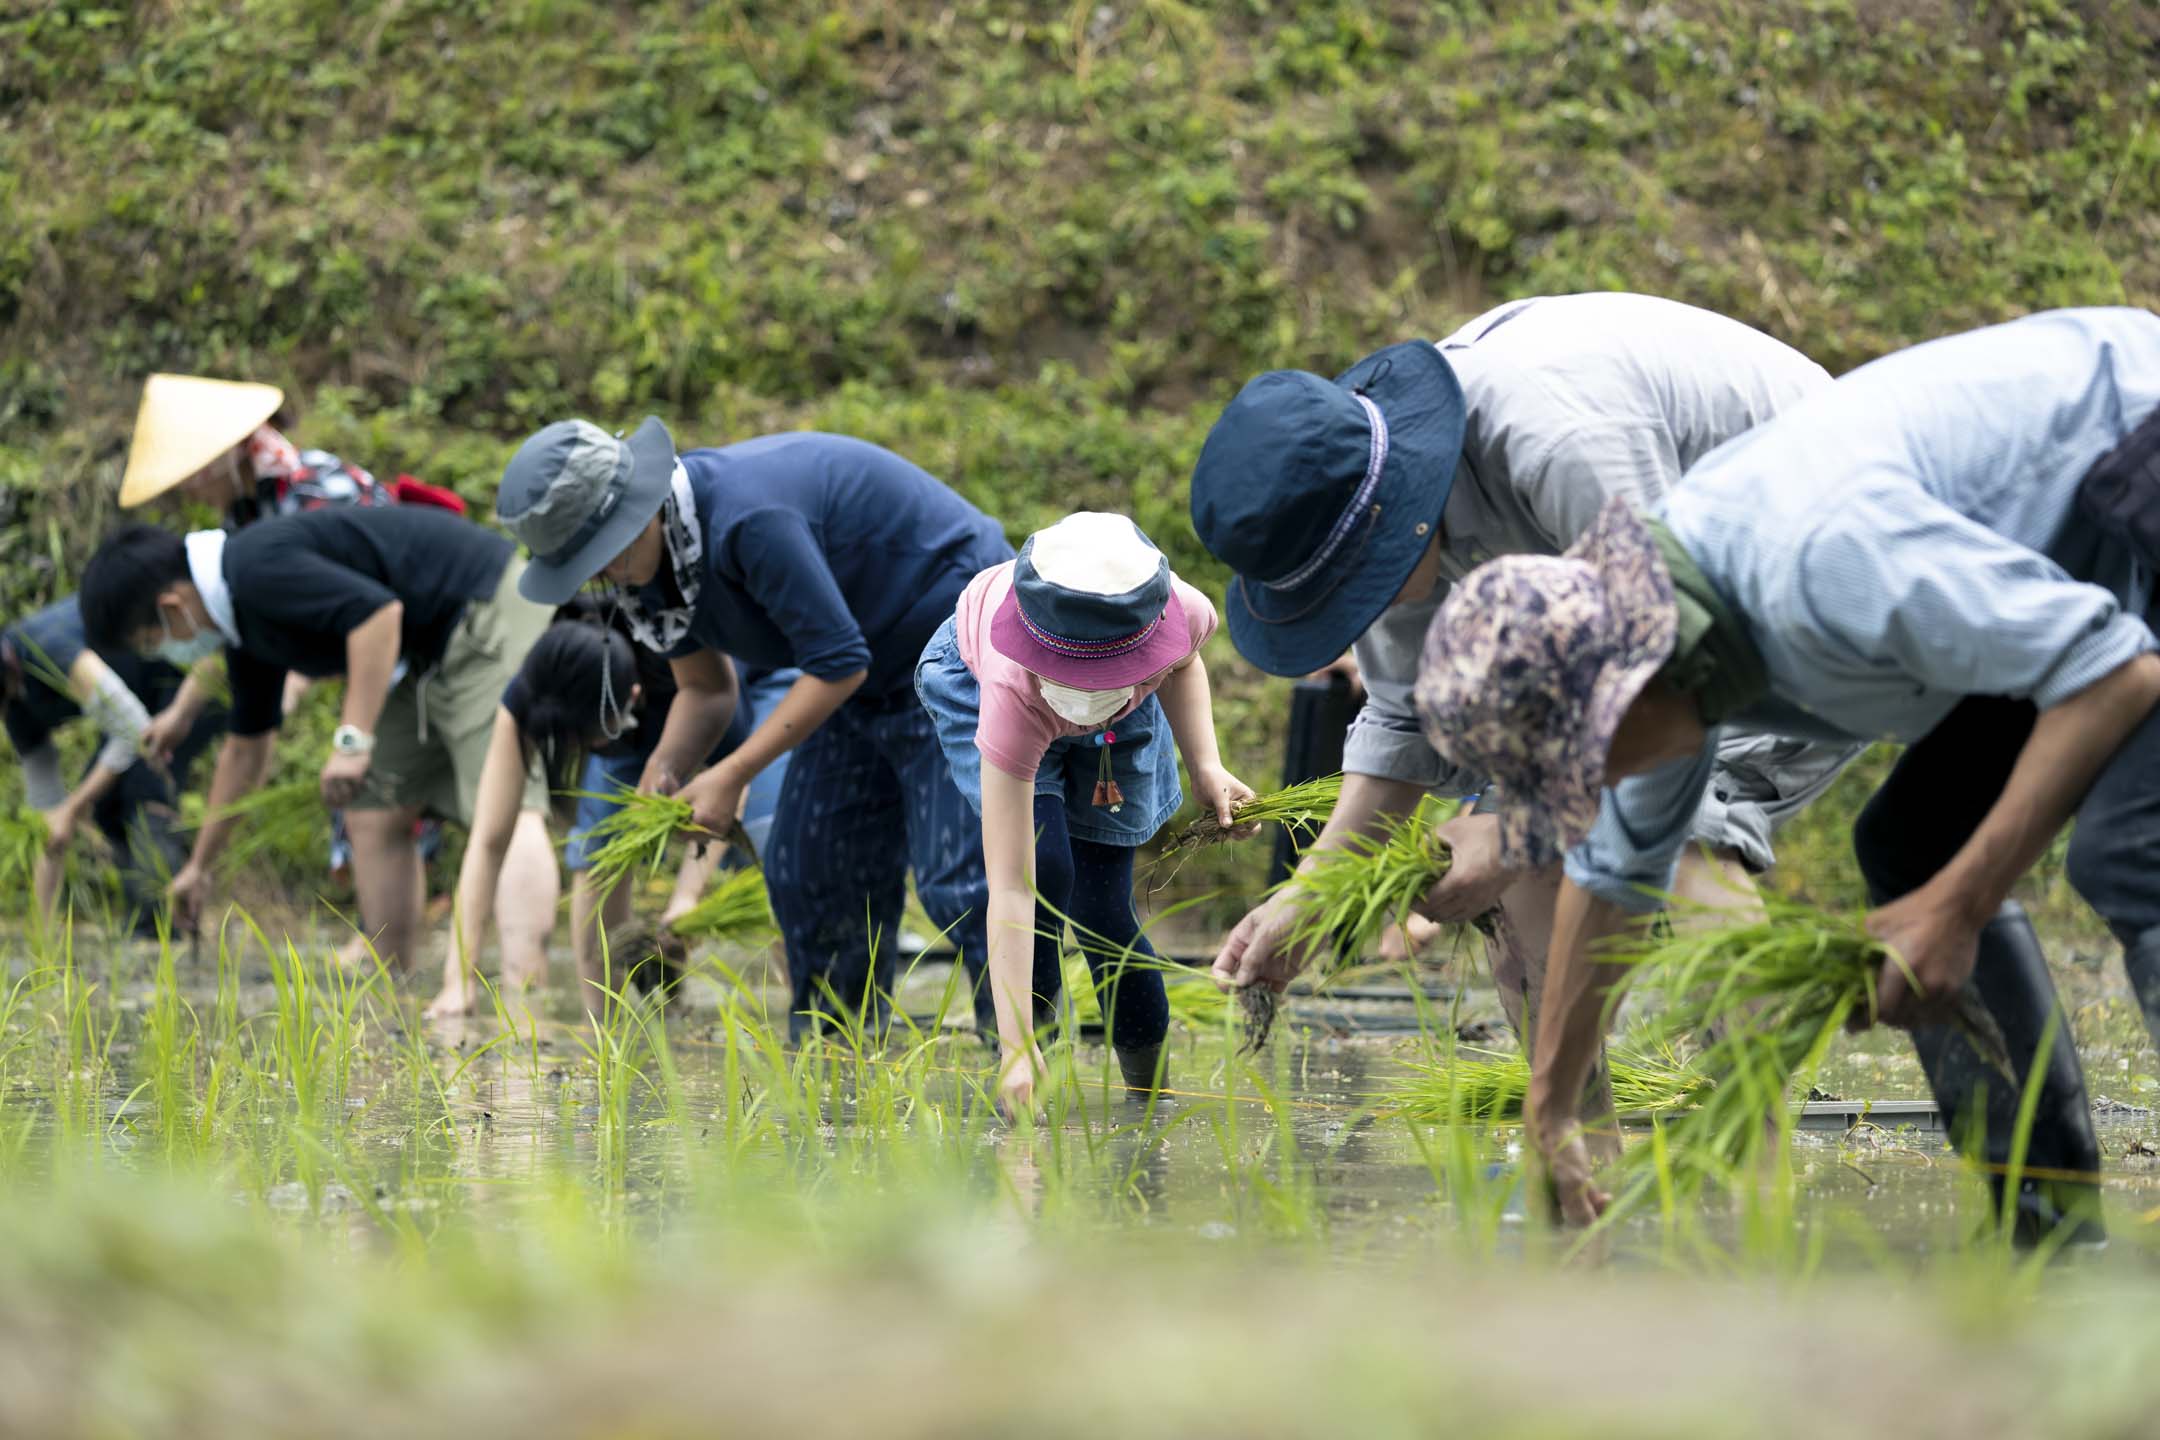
[989,512,1194,687]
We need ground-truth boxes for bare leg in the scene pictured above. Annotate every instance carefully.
[495,807,560,1005]
[660,839,725,929]
[32,850,63,930]
[570,868,634,1015]
[344,806,426,972]
[1669,846,1764,925]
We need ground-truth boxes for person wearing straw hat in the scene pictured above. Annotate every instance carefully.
[75,505,559,979]
[1418,307,2160,1237]
[916,511,1256,1112]
[1189,293,1853,1155]
[118,374,474,965]
[494,420,1014,1041]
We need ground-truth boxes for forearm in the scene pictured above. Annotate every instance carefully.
[1928,655,2160,921]
[1156,658,1224,773]
[451,838,508,977]
[985,883,1038,1054]
[63,762,122,814]
[705,671,862,786]
[643,687,737,791]
[1525,877,1632,1127]
[187,734,275,870]
[170,666,218,726]
[340,603,404,734]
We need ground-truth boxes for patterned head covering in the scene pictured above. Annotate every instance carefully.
[1414,498,1679,867]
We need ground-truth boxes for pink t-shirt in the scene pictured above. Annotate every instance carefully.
[953,561,1219,781]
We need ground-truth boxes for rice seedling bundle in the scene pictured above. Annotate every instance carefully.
[668,867,776,946]
[1596,900,2010,1201]
[1383,1042,1710,1123]
[1161,774,1344,853]
[570,785,708,894]
[1272,795,1458,964]
[0,808,48,890]
[1061,951,1226,1031]
[211,779,324,875]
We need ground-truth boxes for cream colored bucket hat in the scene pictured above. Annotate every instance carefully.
[118,374,284,507]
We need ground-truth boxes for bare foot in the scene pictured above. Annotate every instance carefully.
[423,984,476,1020]
[334,932,378,973]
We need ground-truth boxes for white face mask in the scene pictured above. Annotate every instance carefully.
[1037,677,1134,728]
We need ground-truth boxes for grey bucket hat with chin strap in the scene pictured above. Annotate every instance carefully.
[497,416,677,605]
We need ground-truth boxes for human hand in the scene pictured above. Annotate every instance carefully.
[1866,885,1983,1028]
[1414,812,1513,924]
[139,705,189,765]
[1192,763,1259,836]
[1528,1099,1610,1227]
[637,759,682,797]
[39,803,77,857]
[320,749,372,807]
[677,764,746,837]
[1210,890,1318,994]
[998,1041,1048,1122]
[168,862,213,933]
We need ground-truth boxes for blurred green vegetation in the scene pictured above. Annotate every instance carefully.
[2,0,2155,926]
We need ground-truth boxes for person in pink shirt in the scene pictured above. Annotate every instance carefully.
[917,512,1257,1115]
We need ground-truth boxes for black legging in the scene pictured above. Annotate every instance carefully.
[1025,793,1169,1052]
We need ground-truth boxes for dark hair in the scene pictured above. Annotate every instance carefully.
[80,525,191,651]
[507,607,676,788]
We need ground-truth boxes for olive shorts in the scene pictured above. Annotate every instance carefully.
[351,559,552,824]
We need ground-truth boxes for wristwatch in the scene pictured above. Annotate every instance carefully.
[331,725,376,757]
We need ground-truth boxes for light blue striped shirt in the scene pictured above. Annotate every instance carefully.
[1568,307,2160,911]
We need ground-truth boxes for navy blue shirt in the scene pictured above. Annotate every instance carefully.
[2,596,179,755]
[644,434,1011,696]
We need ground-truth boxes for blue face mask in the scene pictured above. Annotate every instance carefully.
[155,611,225,668]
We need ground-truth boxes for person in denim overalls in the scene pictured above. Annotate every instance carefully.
[916,513,1256,1113]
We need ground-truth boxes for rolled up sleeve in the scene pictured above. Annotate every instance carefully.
[732,509,873,682]
[1797,493,2157,711]
[1564,740,1719,913]
[1345,596,1477,794]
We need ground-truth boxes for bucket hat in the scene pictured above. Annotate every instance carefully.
[1413,498,1679,868]
[989,512,1193,688]
[1189,340,1466,677]
[497,416,676,604]
[119,374,284,507]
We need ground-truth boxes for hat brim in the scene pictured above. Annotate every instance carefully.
[1225,341,1466,677]
[1483,505,1680,869]
[516,416,677,605]
[119,375,285,508]
[989,585,1194,689]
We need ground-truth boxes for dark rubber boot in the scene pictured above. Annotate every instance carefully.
[1909,902,2104,1248]
[1115,1043,1166,1097]
[2117,927,2160,1061]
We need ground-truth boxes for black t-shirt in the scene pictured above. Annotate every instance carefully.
[224,507,512,736]
[2,595,181,755]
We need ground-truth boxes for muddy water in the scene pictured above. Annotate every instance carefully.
[25,944,2160,1268]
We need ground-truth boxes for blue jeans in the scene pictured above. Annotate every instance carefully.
[763,684,993,1039]
[563,668,799,870]
[914,617,1183,845]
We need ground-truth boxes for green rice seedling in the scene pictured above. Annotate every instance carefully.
[1592,899,2008,1219]
[669,867,776,947]
[1060,951,1227,1031]
[210,779,324,876]
[569,784,711,895]
[1161,774,1343,853]
[1234,796,1459,1053]
[0,807,47,894]
[1272,796,1458,961]
[1383,1042,1711,1123]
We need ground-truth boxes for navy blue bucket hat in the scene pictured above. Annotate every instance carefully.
[1189,340,1466,676]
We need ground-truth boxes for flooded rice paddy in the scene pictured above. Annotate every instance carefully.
[12,919,2160,1270]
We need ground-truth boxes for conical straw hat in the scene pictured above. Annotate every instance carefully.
[119,374,284,507]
